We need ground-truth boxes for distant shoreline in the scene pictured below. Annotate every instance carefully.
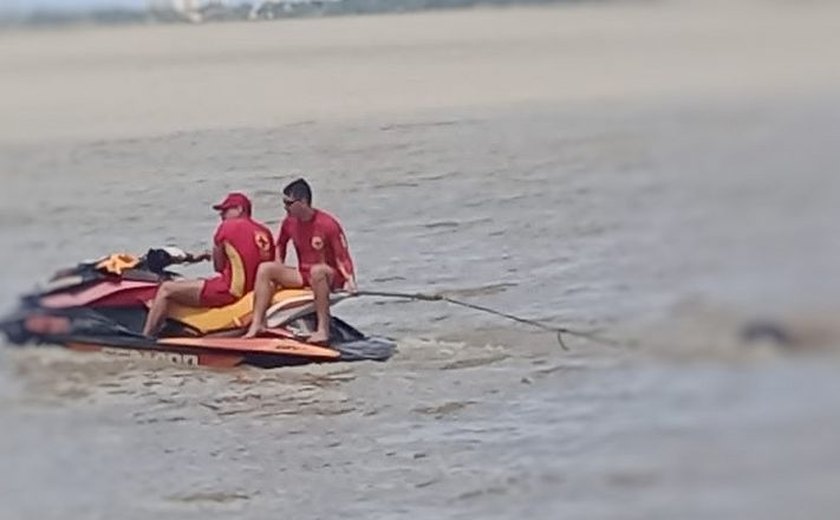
[0,0,603,29]
[0,8,152,29]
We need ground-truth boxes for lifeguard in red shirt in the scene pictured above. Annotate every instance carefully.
[244,178,357,344]
[142,192,275,337]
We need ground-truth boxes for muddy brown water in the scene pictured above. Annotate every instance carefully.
[2,4,840,518]
[1,99,839,519]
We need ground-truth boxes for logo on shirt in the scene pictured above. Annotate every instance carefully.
[255,231,272,258]
[311,236,325,251]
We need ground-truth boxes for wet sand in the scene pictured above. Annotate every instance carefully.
[2,1,840,518]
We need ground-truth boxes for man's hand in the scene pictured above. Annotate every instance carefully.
[192,250,212,262]
[344,278,358,294]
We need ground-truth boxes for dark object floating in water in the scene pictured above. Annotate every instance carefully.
[740,320,792,347]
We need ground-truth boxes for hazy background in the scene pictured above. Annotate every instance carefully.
[2,1,840,518]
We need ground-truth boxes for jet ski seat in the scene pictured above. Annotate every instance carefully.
[169,289,315,334]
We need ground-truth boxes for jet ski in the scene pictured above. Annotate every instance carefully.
[0,247,396,368]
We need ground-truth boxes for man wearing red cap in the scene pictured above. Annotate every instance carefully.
[243,178,356,344]
[142,192,275,337]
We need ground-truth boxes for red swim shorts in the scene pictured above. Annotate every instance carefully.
[200,278,239,308]
[299,266,345,291]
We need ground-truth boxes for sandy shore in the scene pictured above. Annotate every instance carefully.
[1,1,840,145]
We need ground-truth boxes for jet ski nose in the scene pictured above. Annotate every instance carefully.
[0,316,30,345]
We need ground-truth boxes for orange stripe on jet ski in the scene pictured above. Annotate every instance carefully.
[196,353,244,368]
[157,337,340,359]
[224,242,246,298]
[66,342,103,352]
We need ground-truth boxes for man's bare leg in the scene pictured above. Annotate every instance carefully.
[142,280,204,337]
[243,262,304,338]
[307,264,335,345]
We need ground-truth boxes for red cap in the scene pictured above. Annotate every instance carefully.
[213,192,252,216]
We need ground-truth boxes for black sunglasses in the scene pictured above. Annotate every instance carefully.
[283,198,299,207]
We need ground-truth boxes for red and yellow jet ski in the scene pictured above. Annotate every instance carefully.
[0,247,396,368]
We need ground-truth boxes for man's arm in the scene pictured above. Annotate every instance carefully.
[328,222,356,291]
[276,219,290,262]
[212,223,227,273]
[212,244,226,273]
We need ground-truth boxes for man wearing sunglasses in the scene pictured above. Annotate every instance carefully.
[143,192,275,337]
[244,178,357,344]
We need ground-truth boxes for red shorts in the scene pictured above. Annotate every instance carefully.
[300,266,345,291]
[200,278,239,308]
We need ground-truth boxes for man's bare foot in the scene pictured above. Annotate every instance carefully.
[242,326,263,339]
[306,330,330,346]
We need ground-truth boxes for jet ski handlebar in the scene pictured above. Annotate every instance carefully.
[182,251,212,263]
[144,247,209,273]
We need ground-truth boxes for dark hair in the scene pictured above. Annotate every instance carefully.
[283,178,312,205]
